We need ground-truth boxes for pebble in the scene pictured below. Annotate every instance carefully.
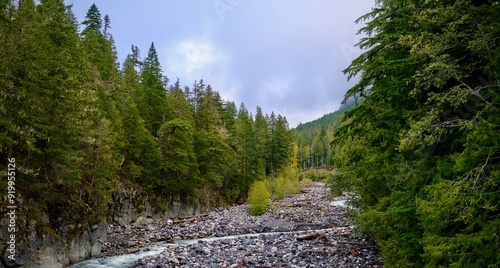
[104,182,383,267]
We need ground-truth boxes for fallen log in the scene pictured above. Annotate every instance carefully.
[177,213,210,220]
[305,249,336,254]
[173,213,210,224]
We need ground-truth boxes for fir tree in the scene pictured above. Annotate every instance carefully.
[138,42,168,135]
[81,3,101,36]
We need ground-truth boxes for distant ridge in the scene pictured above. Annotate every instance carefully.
[294,100,356,132]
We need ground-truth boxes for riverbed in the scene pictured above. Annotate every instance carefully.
[71,182,383,267]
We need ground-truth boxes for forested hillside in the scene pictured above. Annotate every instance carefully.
[294,101,354,169]
[0,0,294,234]
[332,0,500,267]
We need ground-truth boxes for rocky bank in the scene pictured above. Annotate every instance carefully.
[0,181,207,268]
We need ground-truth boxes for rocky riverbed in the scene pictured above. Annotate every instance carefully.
[102,182,383,267]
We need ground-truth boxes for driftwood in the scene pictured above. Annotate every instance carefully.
[326,240,369,249]
[336,241,367,246]
[305,249,336,254]
[177,213,209,220]
[297,232,328,241]
[173,213,210,224]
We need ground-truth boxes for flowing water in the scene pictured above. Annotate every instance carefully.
[70,195,350,267]
[69,228,350,268]
[69,246,166,268]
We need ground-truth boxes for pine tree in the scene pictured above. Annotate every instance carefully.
[266,113,291,175]
[0,0,17,161]
[220,101,237,131]
[121,45,143,101]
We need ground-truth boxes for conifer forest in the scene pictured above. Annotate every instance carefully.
[1,0,500,267]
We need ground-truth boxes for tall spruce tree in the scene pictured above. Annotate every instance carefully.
[233,103,255,194]
[120,47,161,186]
[81,3,101,36]
[138,42,169,135]
[252,106,269,179]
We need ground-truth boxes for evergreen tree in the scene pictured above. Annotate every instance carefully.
[121,45,143,100]
[252,106,268,179]
[138,42,169,135]
[233,103,255,194]
[158,78,200,198]
[0,0,16,161]
[333,0,500,266]
[220,101,237,131]
[119,47,161,186]
[78,4,124,214]
[194,84,231,191]
[81,4,119,86]
[267,113,292,175]
[81,3,101,36]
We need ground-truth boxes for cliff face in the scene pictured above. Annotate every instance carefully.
[0,206,106,268]
[108,182,207,227]
[0,183,209,268]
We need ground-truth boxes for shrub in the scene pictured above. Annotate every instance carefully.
[247,181,270,216]
[263,169,302,200]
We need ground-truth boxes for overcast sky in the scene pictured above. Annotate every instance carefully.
[66,0,374,127]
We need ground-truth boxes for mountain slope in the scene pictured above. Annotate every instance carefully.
[294,100,356,169]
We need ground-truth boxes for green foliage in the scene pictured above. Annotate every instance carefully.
[137,42,168,135]
[81,3,102,36]
[334,0,500,267]
[294,101,355,170]
[264,169,301,200]
[266,113,293,175]
[304,169,335,183]
[0,0,296,238]
[247,181,270,216]
[158,118,200,196]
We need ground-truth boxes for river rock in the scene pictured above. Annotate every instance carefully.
[120,182,384,267]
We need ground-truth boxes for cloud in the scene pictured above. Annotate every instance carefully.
[167,39,225,76]
[258,75,296,102]
[164,38,241,102]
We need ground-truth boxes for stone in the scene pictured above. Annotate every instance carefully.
[99,182,384,268]
[91,241,101,257]
[133,216,153,227]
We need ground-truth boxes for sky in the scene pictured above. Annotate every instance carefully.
[66,0,374,128]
